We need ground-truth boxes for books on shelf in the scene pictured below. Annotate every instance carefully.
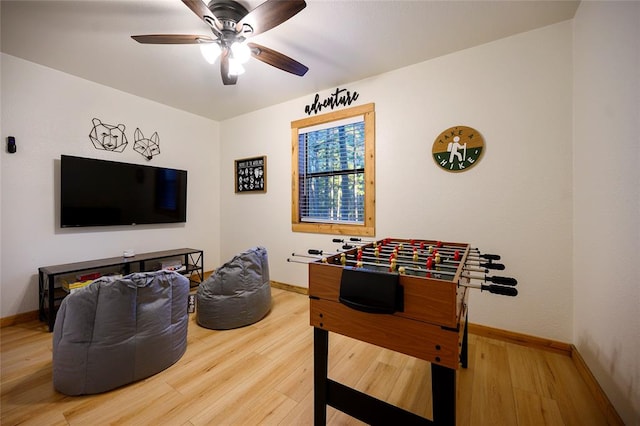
[62,279,94,293]
[77,272,102,282]
[61,273,124,293]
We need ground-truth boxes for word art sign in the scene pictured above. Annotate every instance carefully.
[304,87,360,115]
[235,156,267,193]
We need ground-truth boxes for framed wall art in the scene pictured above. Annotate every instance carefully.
[235,156,267,193]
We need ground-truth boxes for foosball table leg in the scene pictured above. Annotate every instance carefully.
[460,312,469,369]
[314,327,329,426]
[431,364,456,426]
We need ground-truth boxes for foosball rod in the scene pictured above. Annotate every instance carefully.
[312,245,464,265]
[304,250,490,276]
[459,282,518,297]
[352,252,492,274]
[358,246,505,270]
[462,273,518,286]
[287,256,316,264]
[288,254,450,274]
[288,253,347,263]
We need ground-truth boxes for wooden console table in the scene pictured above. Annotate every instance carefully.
[38,248,203,331]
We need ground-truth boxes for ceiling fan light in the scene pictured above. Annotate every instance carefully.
[228,58,246,76]
[200,43,221,64]
[230,41,251,64]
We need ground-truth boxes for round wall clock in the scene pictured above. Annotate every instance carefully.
[432,125,485,173]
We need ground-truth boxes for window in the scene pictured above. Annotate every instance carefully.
[291,103,375,236]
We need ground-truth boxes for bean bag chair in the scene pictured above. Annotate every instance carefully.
[52,270,189,395]
[197,246,271,330]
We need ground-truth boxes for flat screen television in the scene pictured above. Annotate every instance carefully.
[60,155,187,227]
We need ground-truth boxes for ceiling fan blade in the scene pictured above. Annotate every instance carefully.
[182,0,222,33]
[248,42,308,76]
[237,0,306,37]
[220,48,238,85]
[131,34,215,44]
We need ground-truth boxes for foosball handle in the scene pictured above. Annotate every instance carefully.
[332,239,344,243]
[480,262,505,270]
[308,249,323,255]
[349,237,362,242]
[480,253,501,261]
[488,276,518,286]
[482,284,518,297]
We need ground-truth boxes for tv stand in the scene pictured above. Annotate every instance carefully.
[38,248,203,331]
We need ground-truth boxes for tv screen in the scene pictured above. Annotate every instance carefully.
[60,155,187,227]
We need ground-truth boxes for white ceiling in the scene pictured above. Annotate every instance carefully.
[1,0,579,121]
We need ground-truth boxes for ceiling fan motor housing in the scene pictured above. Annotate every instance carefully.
[208,0,248,25]
[207,0,253,45]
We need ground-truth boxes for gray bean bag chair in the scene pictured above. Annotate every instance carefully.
[197,246,271,330]
[52,270,189,395]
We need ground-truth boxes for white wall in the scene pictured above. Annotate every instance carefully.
[220,22,574,342]
[573,2,640,424]
[0,54,221,318]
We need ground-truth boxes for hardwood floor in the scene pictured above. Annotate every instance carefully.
[1,288,608,425]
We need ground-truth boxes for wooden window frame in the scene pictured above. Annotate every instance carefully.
[291,103,375,236]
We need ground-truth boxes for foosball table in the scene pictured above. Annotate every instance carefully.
[289,237,518,425]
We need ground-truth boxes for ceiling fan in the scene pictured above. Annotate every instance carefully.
[132,0,309,85]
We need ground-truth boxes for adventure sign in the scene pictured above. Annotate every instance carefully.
[432,126,485,173]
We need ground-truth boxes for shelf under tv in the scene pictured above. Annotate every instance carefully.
[38,248,204,332]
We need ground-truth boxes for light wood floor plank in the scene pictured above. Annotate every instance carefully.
[541,350,607,425]
[1,289,611,425]
[469,337,519,425]
[455,333,477,425]
[508,339,553,399]
[513,387,564,426]
[386,355,432,418]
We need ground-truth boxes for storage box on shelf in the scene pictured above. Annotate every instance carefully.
[38,248,203,331]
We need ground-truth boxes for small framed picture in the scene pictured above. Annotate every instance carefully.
[235,156,267,193]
